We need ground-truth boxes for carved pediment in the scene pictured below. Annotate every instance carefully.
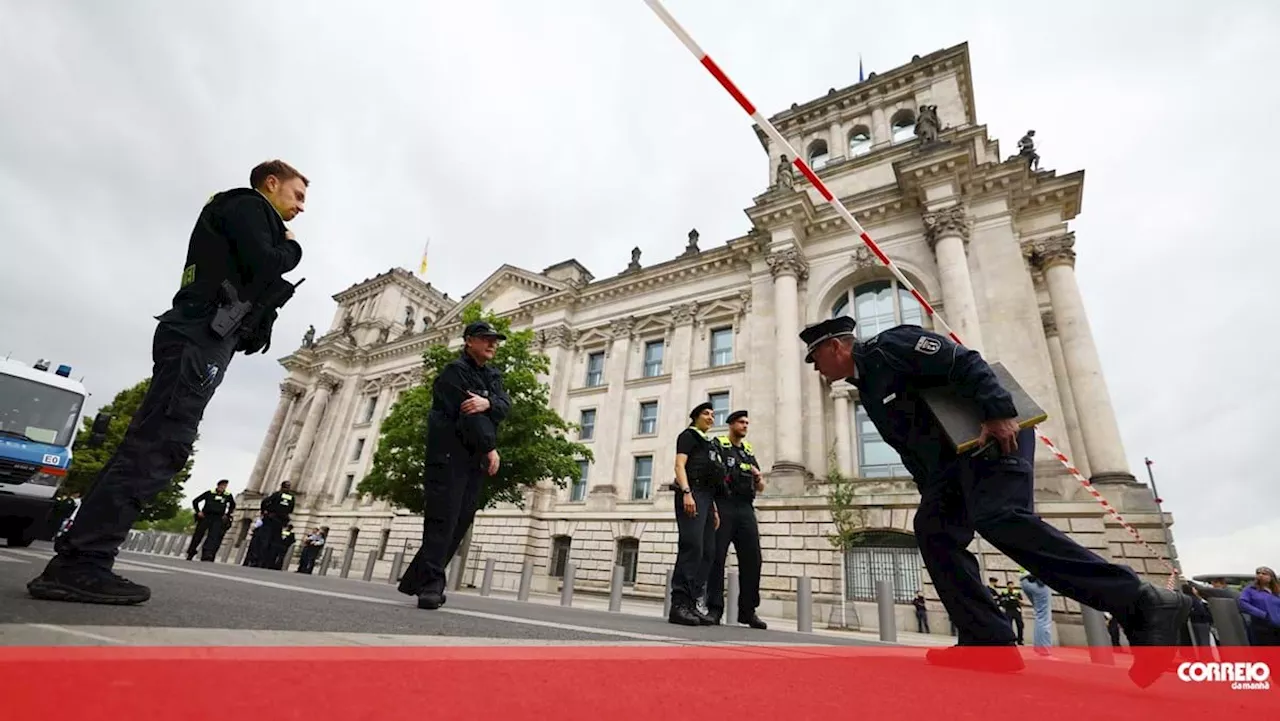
[574,326,613,350]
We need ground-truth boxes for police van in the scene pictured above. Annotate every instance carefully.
[0,358,108,546]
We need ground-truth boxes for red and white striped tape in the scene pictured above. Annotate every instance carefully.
[642,0,1178,591]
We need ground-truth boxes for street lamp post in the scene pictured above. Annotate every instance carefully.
[1144,457,1181,580]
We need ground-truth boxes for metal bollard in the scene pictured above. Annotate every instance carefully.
[875,579,897,643]
[389,551,404,584]
[517,559,533,601]
[235,542,249,565]
[560,562,576,607]
[317,546,333,576]
[340,545,356,578]
[1207,597,1251,657]
[663,567,674,617]
[144,534,155,553]
[481,558,496,596]
[362,550,378,582]
[1081,606,1116,666]
[727,571,739,623]
[609,565,625,612]
[796,576,813,633]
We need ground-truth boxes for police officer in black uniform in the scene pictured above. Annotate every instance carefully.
[27,160,307,605]
[398,321,511,610]
[668,402,724,626]
[705,410,767,629]
[799,315,1190,687]
[251,481,296,567]
[269,524,296,570]
[186,479,236,561]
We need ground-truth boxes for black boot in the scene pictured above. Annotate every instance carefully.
[417,589,445,610]
[738,611,768,630]
[1119,583,1192,689]
[668,604,701,626]
[27,558,151,605]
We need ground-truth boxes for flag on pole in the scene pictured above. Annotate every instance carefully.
[418,239,430,277]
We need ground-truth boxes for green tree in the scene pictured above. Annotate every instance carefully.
[134,508,196,533]
[65,378,194,521]
[825,450,868,552]
[359,303,592,511]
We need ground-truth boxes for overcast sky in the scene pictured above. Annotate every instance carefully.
[2,1,1276,577]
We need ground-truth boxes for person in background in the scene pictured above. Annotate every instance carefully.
[242,512,266,566]
[913,592,929,633]
[1238,566,1280,646]
[1020,572,1054,655]
[268,524,296,570]
[1183,583,1214,660]
[1000,580,1025,645]
[296,526,328,574]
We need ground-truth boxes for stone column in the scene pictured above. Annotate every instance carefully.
[827,121,845,163]
[665,303,697,435]
[606,318,635,491]
[830,380,854,478]
[286,373,339,484]
[1042,311,1090,480]
[766,248,808,473]
[247,382,302,494]
[923,206,984,353]
[1028,234,1133,483]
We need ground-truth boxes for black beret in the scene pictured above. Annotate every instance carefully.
[689,402,714,421]
[726,410,748,424]
[799,316,856,363]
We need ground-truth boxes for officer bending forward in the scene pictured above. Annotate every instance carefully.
[28,159,308,605]
[398,321,510,610]
[705,410,766,629]
[669,402,724,626]
[799,316,1190,688]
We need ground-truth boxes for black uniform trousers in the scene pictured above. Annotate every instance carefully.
[671,487,717,609]
[186,514,226,561]
[255,515,288,568]
[399,455,484,596]
[54,321,235,571]
[913,428,1145,645]
[705,495,762,618]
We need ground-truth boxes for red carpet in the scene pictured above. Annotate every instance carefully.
[1,645,1274,720]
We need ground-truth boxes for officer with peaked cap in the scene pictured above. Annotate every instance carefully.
[705,409,767,628]
[668,401,725,626]
[399,320,511,610]
[799,315,1190,687]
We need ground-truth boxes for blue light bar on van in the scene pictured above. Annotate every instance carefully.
[55,365,71,377]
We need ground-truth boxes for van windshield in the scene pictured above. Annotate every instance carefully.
[0,373,85,447]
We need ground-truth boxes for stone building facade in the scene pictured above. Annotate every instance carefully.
[233,43,1176,643]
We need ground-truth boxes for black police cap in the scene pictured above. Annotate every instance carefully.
[799,316,856,363]
[726,410,748,424]
[464,321,507,340]
[689,401,714,421]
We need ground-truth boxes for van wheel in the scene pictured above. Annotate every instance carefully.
[6,530,35,547]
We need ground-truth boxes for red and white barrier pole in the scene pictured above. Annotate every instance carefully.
[641,0,1178,588]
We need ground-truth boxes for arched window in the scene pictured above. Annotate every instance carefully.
[890,109,915,144]
[842,530,923,603]
[830,279,925,338]
[847,126,872,157]
[808,140,830,169]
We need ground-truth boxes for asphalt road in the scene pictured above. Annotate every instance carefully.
[0,543,875,648]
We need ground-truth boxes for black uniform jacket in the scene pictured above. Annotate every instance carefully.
[425,353,512,465]
[849,324,1018,484]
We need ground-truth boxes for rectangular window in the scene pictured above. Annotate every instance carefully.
[342,474,355,500]
[361,396,377,423]
[550,537,572,578]
[708,392,730,427]
[710,327,733,366]
[617,538,640,586]
[637,401,658,435]
[854,403,908,478]
[643,340,664,377]
[571,460,588,502]
[632,455,653,501]
[586,351,605,387]
[579,409,596,440]
[351,438,365,462]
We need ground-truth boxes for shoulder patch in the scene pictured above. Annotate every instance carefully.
[742,441,753,454]
[914,336,942,355]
